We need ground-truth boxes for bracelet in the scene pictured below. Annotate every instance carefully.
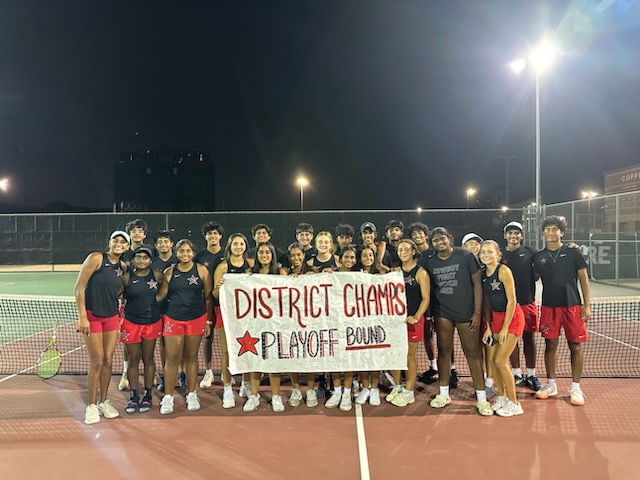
[206,321,213,325]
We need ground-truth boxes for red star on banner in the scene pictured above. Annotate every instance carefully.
[236,331,260,356]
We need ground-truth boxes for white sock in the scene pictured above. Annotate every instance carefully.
[476,390,487,402]
[571,382,580,390]
[343,388,351,397]
[512,368,522,376]
[223,385,232,393]
[439,386,450,398]
[123,361,129,371]
[485,378,494,388]
[526,368,536,377]
[431,359,438,371]
[548,378,556,385]
[450,363,457,371]
[206,368,213,376]
[334,386,342,394]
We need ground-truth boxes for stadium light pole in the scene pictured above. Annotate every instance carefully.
[510,40,558,248]
[296,176,309,211]
[466,187,476,209]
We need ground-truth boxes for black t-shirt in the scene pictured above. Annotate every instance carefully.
[416,248,436,269]
[195,248,225,274]
[533,245,588,307]
[381,242,401,268]
[403,264,423,316]
[425,247,480,323]
[151,254,177,273]
[502,245,536,305]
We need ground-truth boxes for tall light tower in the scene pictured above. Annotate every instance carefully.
[296,176,309,211]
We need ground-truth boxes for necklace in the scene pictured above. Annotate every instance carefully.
[547,248,562,263]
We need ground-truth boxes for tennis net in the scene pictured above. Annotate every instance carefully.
[1,293,639,378]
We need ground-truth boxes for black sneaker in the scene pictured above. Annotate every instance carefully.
[157,373,165,392]
[418,368,439,384]
[449,369,460,389]
[178,372,187,389]
[514,374,526,387]
[526,375,542,391]
[125,398,139,414]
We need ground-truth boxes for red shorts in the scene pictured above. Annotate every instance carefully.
[120,318,163,344]
[407,316,425,343]
[87,310,119,334]
[214,306,223,329]
[490,306,525,337]
[540,306,589,343]
[520,302,539,332]
[163,313,207,337]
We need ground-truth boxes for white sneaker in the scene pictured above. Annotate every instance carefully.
[352,377,361,396]
[354,387,370,405]
[306,389,318,407]
[430,394,452,409]
[496,399,524,417]
[160,394,174,415]
[272,395,285,413]
[186,391,200,411]
[339,392,352,412]
[84,404,100,425]
[391,388,415,407]
[289,388,303,407]
[476,400,494,416]
[118,372,129,391]
[199,370,215,389]
[325,391,342,409]
[239,381,250,398]
[97,400,120,419]
[243,394,260,413]
[491,395,508,412]
[222,388,236,409]
[569,385,586,406]
[369,388,381,406]
[535,382,558,399]
[385,384,402,403]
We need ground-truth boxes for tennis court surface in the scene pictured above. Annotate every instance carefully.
[1,273,639,479]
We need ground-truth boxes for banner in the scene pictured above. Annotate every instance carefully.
[219,271,409,374]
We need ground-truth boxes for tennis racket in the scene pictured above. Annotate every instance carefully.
[36,333,62,379]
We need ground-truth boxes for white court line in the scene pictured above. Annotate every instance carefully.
[0,282,17,287]
[587,329,640,351]
[354,404,371,480]
[0,345,86,384]
[0,326,56,346]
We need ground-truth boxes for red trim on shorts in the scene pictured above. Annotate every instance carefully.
[120,318,163,344]
[407,315,425,343]
[490,306,525,337]
[163,313,207,337]
[540,305,589,343]
[87,310,120,334]
[519,302,539,332]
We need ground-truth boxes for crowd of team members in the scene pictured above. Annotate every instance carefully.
[74,215,591,425]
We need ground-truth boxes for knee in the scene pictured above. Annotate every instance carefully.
[89,356,104,371]
[568,342,583,354]
[102,356,113,370]
[183,350,198,363]
[545,340,560,353]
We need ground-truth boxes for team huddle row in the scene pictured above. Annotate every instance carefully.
[74,215,590,424]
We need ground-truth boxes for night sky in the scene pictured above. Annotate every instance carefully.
[1,0,639,212]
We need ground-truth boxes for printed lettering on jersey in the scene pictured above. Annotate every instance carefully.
[220,272,409,374]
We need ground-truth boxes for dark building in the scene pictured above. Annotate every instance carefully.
[114,145,214,211]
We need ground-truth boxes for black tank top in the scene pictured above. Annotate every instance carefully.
[227,258,250,274]
[403,264,422,316]
[85,253,124,317]
[313,255,337,271]
[166,263,206,320]
[124,270,161,325]
[482,265,507,312]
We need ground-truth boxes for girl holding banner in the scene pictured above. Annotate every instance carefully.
[213,233,254,408]
[386,239,430,407]
[243,242,286,413]
[325,247,360,411]
[285,243,319,408]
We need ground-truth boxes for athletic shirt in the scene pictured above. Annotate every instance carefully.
[227,258,250,274]
[502,245,536,305]
[166,263,206,320]
[85,253,124,317]
[425,247,480,323]
[195,248,225,306]
[482,265,507,312]
[312,255,338,271]
[382,242,401,268]
[533,245,588,307]
[403,264,423,316]
[151,254,177,273]
[123,270,161,325]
